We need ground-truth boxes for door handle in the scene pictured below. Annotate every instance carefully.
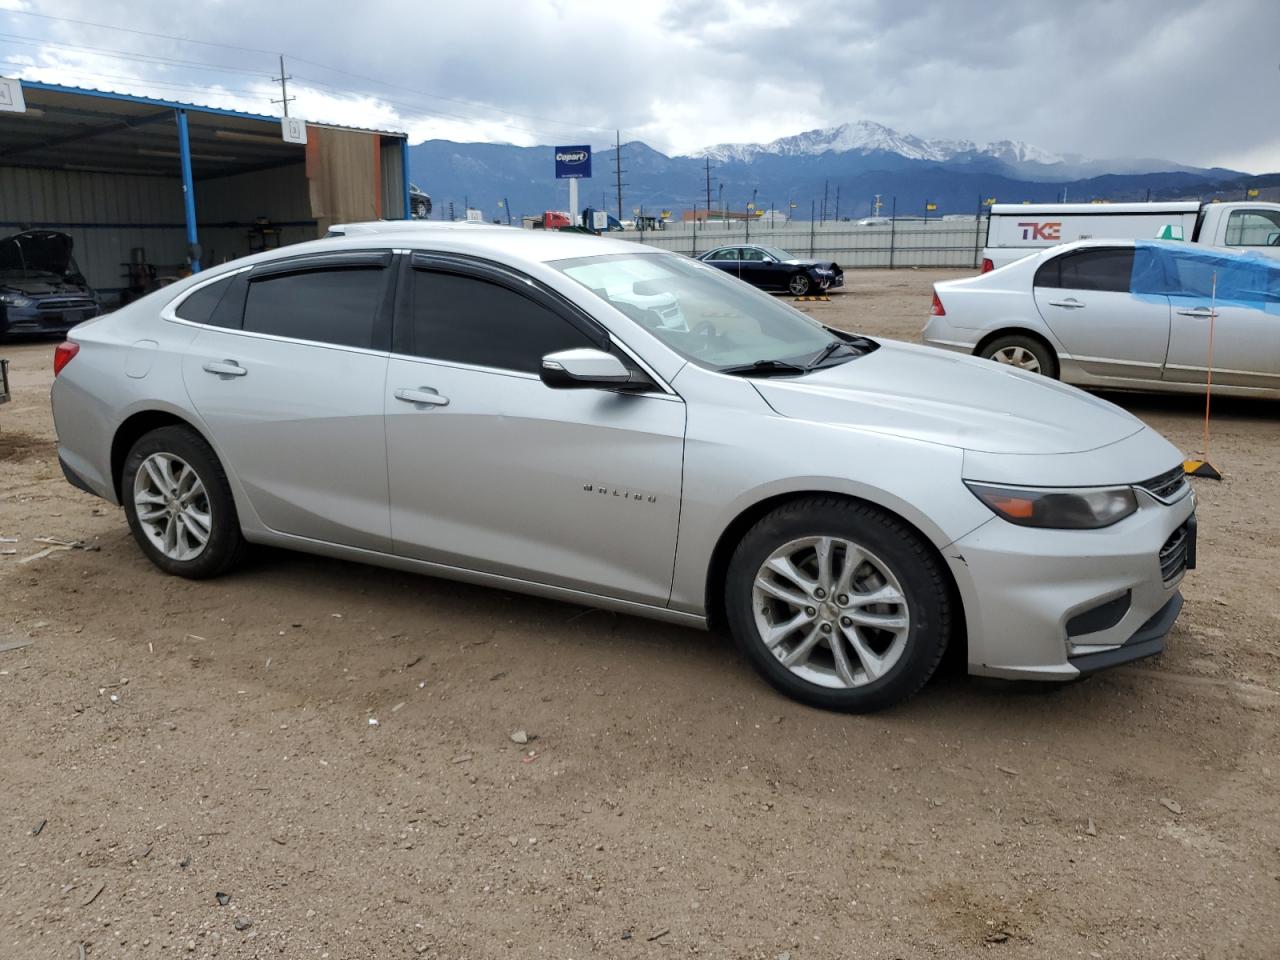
[394,387,449,407]
[1176,307,1217,318]
[202,360,246,377]
[1047,298,1085,309]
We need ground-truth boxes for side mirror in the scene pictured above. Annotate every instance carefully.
[540,348,641,390]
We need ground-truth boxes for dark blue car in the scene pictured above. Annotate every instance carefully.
[0,230,102,339]
[697,244,844,296]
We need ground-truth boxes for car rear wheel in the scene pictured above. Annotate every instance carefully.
[788,273,812,296]
[725,497,951,712]
[979,334,1058,378]
[122,425,245,579]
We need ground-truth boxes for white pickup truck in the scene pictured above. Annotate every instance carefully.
[981,200,1280,271]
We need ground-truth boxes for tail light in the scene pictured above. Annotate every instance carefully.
[981,258,994,273]
[930,292,946,317]
[53,341,79,376]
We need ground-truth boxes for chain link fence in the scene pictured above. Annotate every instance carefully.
[617,218,987,268]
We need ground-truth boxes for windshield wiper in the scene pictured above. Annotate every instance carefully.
[804,339,856,371]
[717,359,807,377]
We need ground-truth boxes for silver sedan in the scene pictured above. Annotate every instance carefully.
[51,225,1195,711]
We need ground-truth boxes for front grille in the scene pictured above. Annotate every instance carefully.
[1138,465,1188,502]
[37,298,97,313]
[1159,523,1190,584]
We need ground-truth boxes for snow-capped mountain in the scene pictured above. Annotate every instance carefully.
[687,121,1065,167]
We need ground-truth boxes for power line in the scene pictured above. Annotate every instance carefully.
[0,31,271,78]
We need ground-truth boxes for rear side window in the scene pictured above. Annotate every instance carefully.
[708,248,738,261]
[1035,248,1134,293]
[175,275,234,325]
[407,269,595,373]
[242,267,386,349]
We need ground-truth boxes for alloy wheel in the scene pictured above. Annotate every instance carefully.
[751,536,910,689]
[789,275,810,295]
[132,452,212,562]
[991,345,1042,373]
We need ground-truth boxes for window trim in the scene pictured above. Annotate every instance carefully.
[161,265,252,327]
[394,251,676,395]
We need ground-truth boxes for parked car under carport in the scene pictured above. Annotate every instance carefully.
[0,230,102,339]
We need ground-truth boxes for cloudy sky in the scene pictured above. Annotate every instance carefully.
[3,0,1278,172]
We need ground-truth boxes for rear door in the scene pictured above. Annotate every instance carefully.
[179,251,394,551]
[1163,250,1280,389]
[384,254,687,605]
[1032,246,1170,380]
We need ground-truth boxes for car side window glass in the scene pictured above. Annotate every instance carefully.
[242,266,385,349]
[408,269,596,374]
[710,248,736,261]
[175,275,234,325]
[741,248,765,262]
[1053,249,1135,293]
[1033,258,1060,288]
[1225,210,1280,247]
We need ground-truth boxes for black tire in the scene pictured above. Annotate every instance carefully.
[725,496,951,712]
[788,273,812,296]
[121,425,245,579]
[977,334,1058,379]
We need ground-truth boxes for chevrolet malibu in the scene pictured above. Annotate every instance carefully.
[51,227,1196,711]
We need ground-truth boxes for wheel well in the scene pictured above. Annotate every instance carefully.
[702,491,967,660]
[109,410,207,501]
[974,327,1058,364]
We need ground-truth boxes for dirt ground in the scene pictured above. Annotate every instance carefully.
[2,268,1278,960]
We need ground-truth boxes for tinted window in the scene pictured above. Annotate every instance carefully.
[1035,249,1134,293]
[1225,210,1280,247]
[408,270,595,373]
[242,267,385,348]
[740,248,767,262]
[175,275,234,325]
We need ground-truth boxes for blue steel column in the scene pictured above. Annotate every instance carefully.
[401,138,412,220]
[175,108,201,272]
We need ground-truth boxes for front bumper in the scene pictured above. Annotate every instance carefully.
[947,488,1196,681]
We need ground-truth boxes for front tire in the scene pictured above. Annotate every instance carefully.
[978,334,1058,378]
[788,273,812,296]
[122,425,245,579]
[725,497,951,712]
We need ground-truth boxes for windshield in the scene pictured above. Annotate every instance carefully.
[756,245,797,261]
[553,252,863,372]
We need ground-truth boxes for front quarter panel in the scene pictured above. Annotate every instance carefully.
[667,365,993,616]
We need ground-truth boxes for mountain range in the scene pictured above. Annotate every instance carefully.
[408,121,1261,222]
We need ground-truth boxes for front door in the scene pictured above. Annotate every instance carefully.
[1032,246,1171,381]
[1163,250,1280,389]
[180,253,394,551]
[385,256,686,606]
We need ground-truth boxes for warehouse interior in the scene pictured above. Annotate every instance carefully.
[0,82,409,304]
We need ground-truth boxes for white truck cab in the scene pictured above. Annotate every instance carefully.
[981,200,1280,271]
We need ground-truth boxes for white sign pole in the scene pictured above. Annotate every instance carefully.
[568,177,578,227]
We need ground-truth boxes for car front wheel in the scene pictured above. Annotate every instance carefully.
[725,496,951,712]
[122,425,245,579]
[788,273,812,296]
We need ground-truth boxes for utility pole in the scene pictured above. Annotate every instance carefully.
[704,158,713,223]
[271,55,295,116]
[504,197,512,226]
[834,185,840,222]
[821,179,829,224]
[614,130,627,224]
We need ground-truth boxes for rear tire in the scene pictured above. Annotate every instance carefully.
[725,497,951,712]
[121,425,245,579]
[978,334,1058,379]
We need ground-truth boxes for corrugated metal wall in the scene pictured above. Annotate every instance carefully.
[196,162,316,268]
[0,166,188,293]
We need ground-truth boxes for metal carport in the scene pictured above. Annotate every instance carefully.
[0,82,409,304]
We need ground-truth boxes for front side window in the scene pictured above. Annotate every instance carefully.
[242,266,386,349]
[555,252,859,372]
[407,269,595,373]
[740,248,767,262]
[1224,210,1280,247]
[1035,248,1134,293]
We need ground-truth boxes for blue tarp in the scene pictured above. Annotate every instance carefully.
[1131,240,1280,314]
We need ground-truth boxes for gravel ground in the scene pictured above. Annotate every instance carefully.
[1,268,1278,959]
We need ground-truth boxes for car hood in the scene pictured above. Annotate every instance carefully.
[0,230,75,277]
[751,339,1145,455]
[781,258,838,270]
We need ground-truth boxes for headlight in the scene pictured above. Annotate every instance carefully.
[965,481,1138,529]
[812,267,832,275]
[0,293,33,308]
